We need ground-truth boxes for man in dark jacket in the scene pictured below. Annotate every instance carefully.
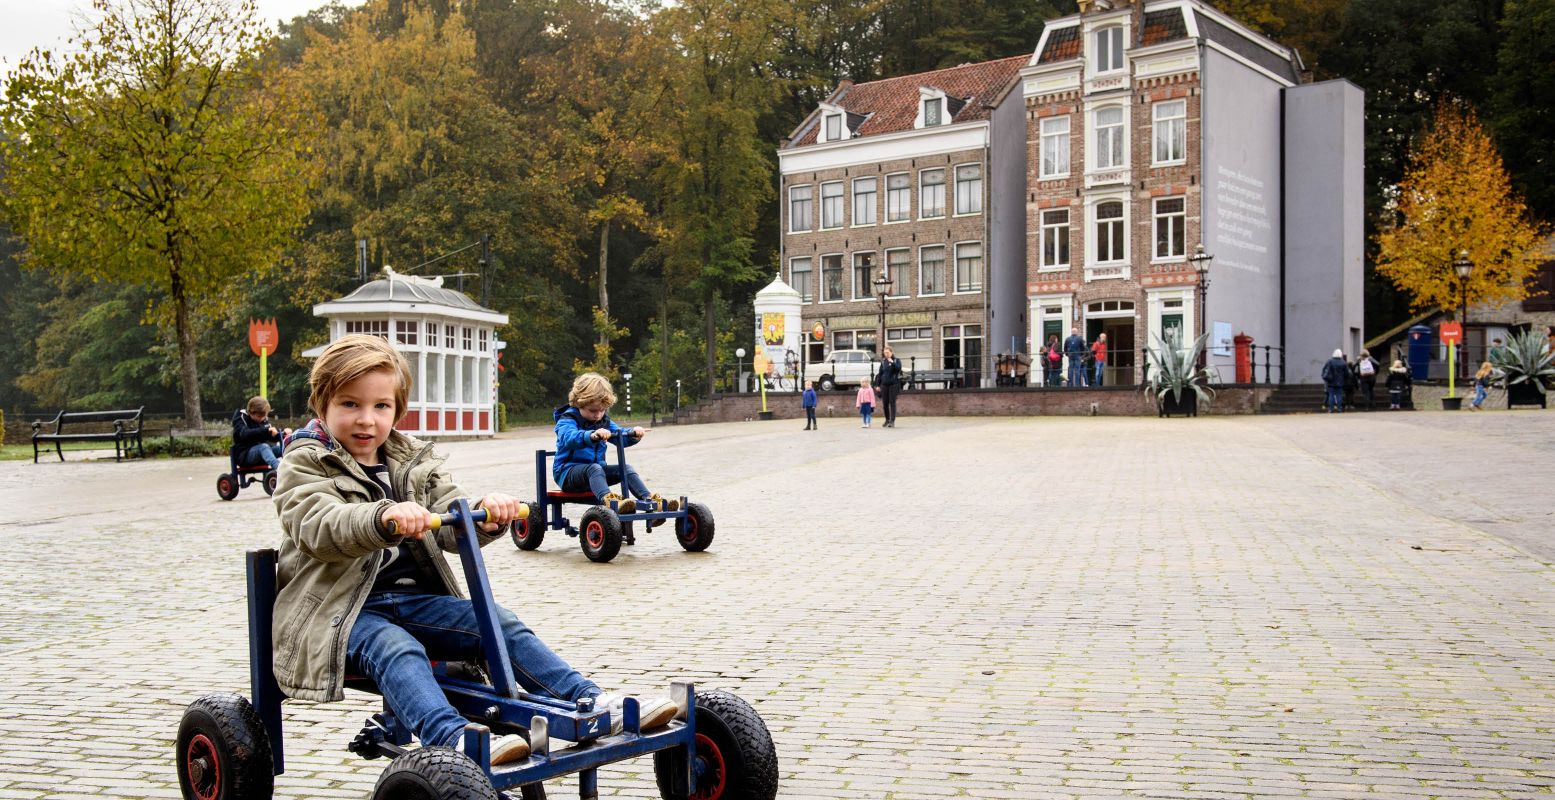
[233,395,287,469]
[874,346,903,427]
[1320,349,1348,413]
[1063,327,1088,387]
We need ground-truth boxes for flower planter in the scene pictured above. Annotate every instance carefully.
[1157,390,1199,418]
[1506,381,1548,409]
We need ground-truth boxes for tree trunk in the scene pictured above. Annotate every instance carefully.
[170,263,203,428]
[597,218,610,347]
[704,290,716,396]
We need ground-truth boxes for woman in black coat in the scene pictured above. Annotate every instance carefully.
[875,346,904,428]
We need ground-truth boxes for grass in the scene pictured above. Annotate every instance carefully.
[2,442,123,461]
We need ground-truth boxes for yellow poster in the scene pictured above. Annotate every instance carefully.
[762,312,785,346]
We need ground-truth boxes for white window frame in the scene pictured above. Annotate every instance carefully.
[922,97,943,127]
[916,87,949,129]
[953,241,983,294]
[1094,26,1124,74]
[1092,200,1127,265]
[1040,116,1070,178]
[884,247,911,297]
[1039,208,1071,271]
[788,184,812,233]
[824,112,844,142]
[918,244,946,297]
[1152,196,1187,262]
[820,181,844,230]
[1093,106,1126,170]
[789,256,813,302]
[1153,100,1187,165]
[919,167,946,220]
[953,163,982,216]
[852,177,877,227]
[819,253,845,303]
[852,251,877,301]
[885,172,911,223]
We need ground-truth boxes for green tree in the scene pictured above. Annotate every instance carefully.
[1489,0,1555,220]
[0,0,317,427]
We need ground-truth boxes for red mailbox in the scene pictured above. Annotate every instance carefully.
[1233,332,1254,384]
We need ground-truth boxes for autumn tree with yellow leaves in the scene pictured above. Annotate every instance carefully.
[1375,102,1546,316]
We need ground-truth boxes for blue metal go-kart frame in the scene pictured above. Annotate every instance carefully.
[216,445,276,501]
[174,500,777,800]
[512,438,715,563]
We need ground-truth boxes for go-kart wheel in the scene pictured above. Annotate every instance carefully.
[653,691,778,800]
[263,471,278,496]
[216,474,239,502]
[510,503,544,551]
[578,506,622,563]
[371,747,497,800]
[176,693,273,800]
[676,502,715,553]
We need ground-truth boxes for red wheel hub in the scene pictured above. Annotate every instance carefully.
[679,514,698,544]
[218,478,233,495]
[186,733,221,800]
[585,521,603,548]
[689,731,728,800]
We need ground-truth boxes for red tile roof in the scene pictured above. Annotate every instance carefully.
[1038,25,1081,63]
[787,55,1027,148]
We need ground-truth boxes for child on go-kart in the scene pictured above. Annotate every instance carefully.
[233,396,290,470]
[553,372,679,524]
[273,336,677,766]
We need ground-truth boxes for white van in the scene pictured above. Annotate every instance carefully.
[805,349,876,390]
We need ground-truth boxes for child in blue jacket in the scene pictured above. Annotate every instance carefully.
[553,372,677,515]
[802,380,818,430]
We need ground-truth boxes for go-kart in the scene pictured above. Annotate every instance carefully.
[175,500,777,799]
[217,445,277,501]
[511,440,714,563]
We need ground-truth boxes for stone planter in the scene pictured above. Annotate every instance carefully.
[1157,389,1199,418]
[1506,381,1548,409]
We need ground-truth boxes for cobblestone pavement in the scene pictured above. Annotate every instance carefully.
[1,412,1552,799]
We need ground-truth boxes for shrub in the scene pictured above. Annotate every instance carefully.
[0,408,6,444]
[497,402,508,432]
[145,434,231,458]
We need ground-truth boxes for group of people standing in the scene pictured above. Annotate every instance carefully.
[800,346,904,430]
[1039,327,1109,388]
[1321,348,1413,412]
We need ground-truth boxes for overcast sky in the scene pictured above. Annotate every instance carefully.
[1,1,362,72]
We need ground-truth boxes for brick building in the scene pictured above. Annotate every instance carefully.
[1022,0,1364,384]
[776,56,1029,384]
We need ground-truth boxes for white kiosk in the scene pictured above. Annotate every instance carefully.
[752,274,803,385]
[307,267,508,437]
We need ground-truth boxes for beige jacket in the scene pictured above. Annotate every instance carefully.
[270,428,502,702]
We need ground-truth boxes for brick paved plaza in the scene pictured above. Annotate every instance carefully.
[1,412,1552,798]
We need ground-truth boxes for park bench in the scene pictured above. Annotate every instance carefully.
[31,407,145,463]
[904,368,965,390]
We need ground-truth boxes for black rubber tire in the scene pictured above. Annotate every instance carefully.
[677,502,715,553]
[818,375,836,391]
[510,503,544,550]
[217,474,239,502]
[263,471,278,496]
[175,693,274,800]
[372,747,497,800]
[578,506,622,563]
[653,691,778,800]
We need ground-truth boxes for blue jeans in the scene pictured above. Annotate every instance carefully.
[1325,386,1344,412]
[1472,384,1487,407]
[1093,361,1106,387]
[347,593,598,748]
[860,405,873,425]
[242,442,282,469]
[1067,358,1085,386]
[561,463,649,502]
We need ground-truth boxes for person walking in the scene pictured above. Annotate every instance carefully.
[1063,327,1087,387]
[1469,361,1493,410]
[1044,334,1062,386]
[855,382,876,428]
[801,380,818,430]
[1091,333,1108,387]
[875,346,903,427]
[1321,348,1348,413]
[1354,349,1379,410]
[1385,360,1411,409]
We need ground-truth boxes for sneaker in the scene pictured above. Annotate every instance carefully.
[603,492,635,514]
[490,735,531,765]
[596,692,679,734]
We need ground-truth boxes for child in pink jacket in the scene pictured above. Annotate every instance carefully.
[856,383,877,428]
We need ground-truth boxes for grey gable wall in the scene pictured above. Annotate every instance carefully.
[989,83,1027,358]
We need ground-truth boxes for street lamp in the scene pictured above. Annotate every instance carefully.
[873,273,893,357]
[735,347,746,392]
[1188,242,1214,363]
[1453,249,1473,377]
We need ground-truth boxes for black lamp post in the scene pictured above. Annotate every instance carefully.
[1188,242,1214,363]
[1453,249,1473,376]
[873,273,893,355]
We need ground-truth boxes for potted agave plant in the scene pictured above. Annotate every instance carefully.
[1489,329,1554,409]
[1143,331,1218,417]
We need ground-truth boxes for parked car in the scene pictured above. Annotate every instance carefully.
[805,349,877,390]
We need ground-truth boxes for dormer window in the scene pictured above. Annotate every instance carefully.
[923,97,943,126]
[916,87,950,129]
[824,113,844,141]
[1094,26,1124,73]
